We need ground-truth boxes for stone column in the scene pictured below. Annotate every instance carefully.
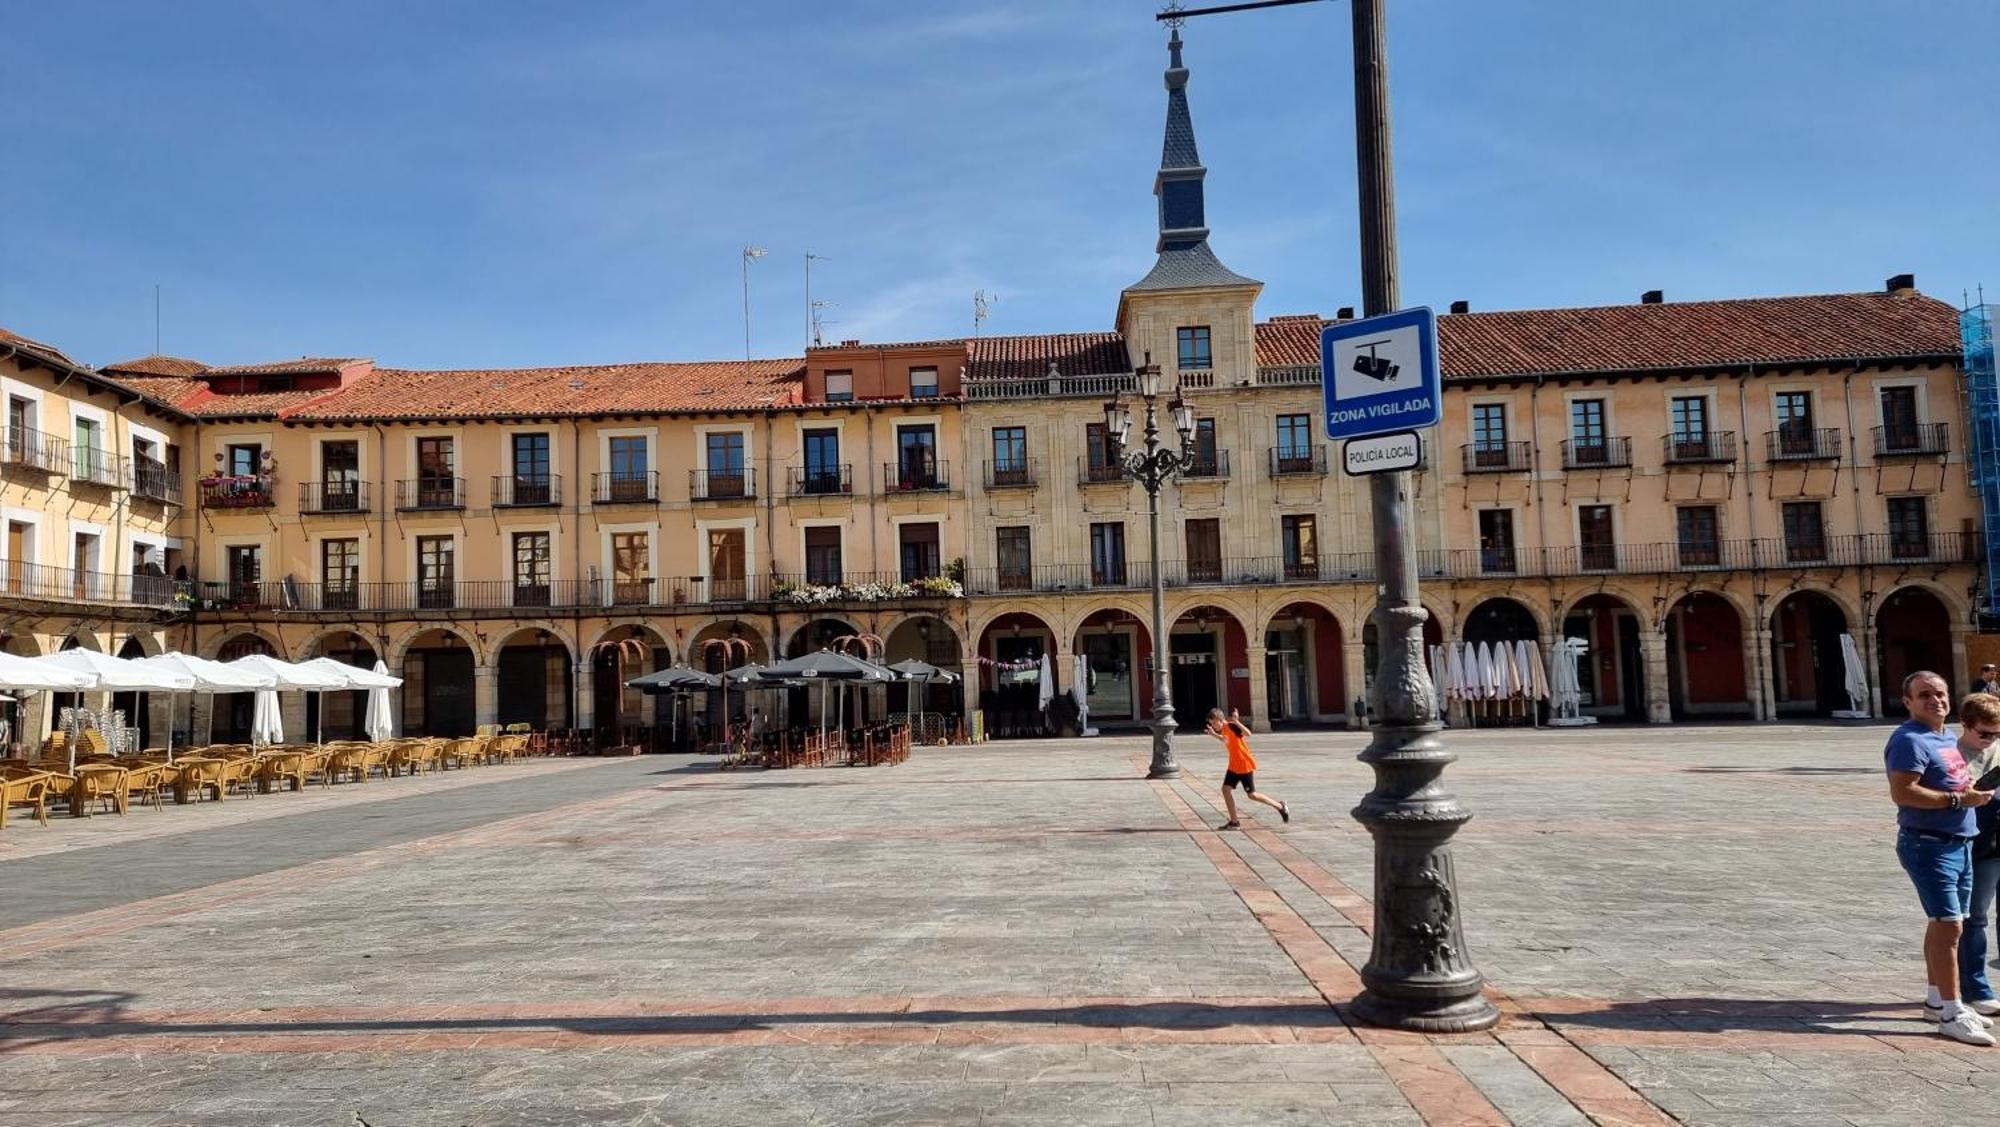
[960,662,982,740]
[1245,643,1271,733]
[1742,629,1768,722]
[572,661,594,734]
[1343,638,1369,728]
[475,665,499,732]
[1640,629,1672,724]
[1752,626,1777,721]
[1952,622,1972,694]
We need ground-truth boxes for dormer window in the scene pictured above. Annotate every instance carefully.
[825,370,853,402]
[1177,326,1212,370]
[257,375,295,393]
[909,367,938,399]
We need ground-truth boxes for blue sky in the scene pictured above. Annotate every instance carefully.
[4,0,1996,370]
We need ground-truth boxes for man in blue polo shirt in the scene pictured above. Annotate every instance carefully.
[1887,670,1996,1046]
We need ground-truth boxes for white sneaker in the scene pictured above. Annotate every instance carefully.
[1972,998,2000,1018]
[1926,1002,1995,1028]
[1939,1011,1998,1046]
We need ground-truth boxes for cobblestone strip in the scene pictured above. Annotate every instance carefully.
[1141,771,1517,1126]
[1163,759,1677,1127]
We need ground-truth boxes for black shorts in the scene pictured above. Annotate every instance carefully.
[1223,770,1255,793]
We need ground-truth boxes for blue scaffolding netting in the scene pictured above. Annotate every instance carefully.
[1963,303,1999,618]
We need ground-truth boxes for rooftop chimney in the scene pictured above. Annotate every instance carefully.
[1448,300,1470,315]
[840,339,861,347]
[1886,273,1915,295]
[1336,306,1355,321]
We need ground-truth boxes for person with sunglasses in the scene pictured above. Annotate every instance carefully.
[1957,692,2000,1024]
[1887,671,1997,1045]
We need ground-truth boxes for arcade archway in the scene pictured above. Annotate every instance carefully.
[1665,593,1750,719]
[1771,591,1851,717]
[1878,586,1953,716]
[975,612,1056,738]
[1563,594,1647,722]
[1265,602,1344,726]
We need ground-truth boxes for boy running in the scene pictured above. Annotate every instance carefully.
[1206,707,1289,830]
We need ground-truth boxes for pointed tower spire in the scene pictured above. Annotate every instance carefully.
[1127,28,1257,294]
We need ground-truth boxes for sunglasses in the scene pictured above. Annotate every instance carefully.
[1974,727,2000,741]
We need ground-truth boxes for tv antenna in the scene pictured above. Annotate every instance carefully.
[973,290,998,337]
[804,252,828,349]
[810,300,837,348]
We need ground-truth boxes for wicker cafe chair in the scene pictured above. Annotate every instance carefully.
[0,765,54,828]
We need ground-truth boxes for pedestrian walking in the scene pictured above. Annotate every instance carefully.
[1886,671,1997,1045]
[1957,692,2000,1023]
[1975,665,2000,696]
[1206,707,1288,830]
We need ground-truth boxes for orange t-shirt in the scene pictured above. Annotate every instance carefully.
[1223,724,1256,773]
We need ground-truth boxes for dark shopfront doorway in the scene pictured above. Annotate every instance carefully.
[1170,632,1219,731]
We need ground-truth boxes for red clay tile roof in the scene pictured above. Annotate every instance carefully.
[204,357,366,377]
[808,338,966,354]
[90,372,341,419]
[0,326,85,370]
[284,359,807,421]
[968,332,1131,381]
[1256,292,1965,379]
[103,355,209,377]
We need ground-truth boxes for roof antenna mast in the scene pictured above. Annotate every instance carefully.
[973,290,997,338]
[153,283,161,356]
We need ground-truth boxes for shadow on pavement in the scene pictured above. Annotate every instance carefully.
[1535,996,1935,1039]
[1681,766,1880,776]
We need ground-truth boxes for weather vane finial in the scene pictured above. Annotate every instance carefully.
[1160,1,1186,30]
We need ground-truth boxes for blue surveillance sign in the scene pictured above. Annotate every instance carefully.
[1320,306,1441,441]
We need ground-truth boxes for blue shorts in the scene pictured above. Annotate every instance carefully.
[1896,828,1975,922]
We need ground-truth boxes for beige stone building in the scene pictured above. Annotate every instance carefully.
[0,32,1979,748]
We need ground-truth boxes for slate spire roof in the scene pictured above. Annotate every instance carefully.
[1127,28,1258,294]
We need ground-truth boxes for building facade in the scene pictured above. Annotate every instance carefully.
[0,32,1979,747]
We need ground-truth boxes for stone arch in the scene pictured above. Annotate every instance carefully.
[298,627,385,662]
[55,629,106,654]
[689,619,770,670]
[1768,588,1853,717]
[200,627,284,661]
[112,631,164,658]
[1073,605,1153,728]
[1461,596,1546,644]
[1665,591,1750,719]
[1062,597,1150,641]
[1877,584,1956,714]
[593,620,673,668]
[1170,603,1252,723]
[972,611,1060,739]
[1264,600,1348,724]
[492,625,577,732]
[1560,592,1651,722]
[784,617,863,658]
[1553,584,1654,634]
[883,613,966,662]
[386,624,476,670]
[2,633,40,657]
[1877,578,1969,627]
[1765,582,1862,635]
[1166,591,1257,633]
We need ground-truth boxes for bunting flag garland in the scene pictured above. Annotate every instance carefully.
[974,655,1044,672]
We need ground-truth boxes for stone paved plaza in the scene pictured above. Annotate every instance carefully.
[2,724,1995,1126]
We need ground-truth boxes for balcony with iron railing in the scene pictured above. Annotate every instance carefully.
[395,478,466,511]
[493,474,561,507]
[1874,423,1949,459]
[1663,430,1737,465]
[591,471,658,505]
[965,370,1137,401]
[690,468,756,502]
[1462,441,1532,474]
[0,561,179,608]
[299,481,371,515]
[1078,457,1125,486]
[69,450,127,490]
[983,459,1038,490]
[1561,437,1632,470]
[2,426,68,473]
[199,474,276,509]
[1182,449,1230,480]
[1766,426,1841,462]
[1268,445,1328,477]
[791,464,854,496]
[882,460,949,493]
[132,458,181,503]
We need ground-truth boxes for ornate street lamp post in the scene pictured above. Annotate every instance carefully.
[1105,353,1201,779]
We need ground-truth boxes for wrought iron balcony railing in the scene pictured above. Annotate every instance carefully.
[1182,449,1230,480]
[493,474,561,507]
[1268,445,1328,476]
[792,464,854,496]
[982,459,1038,490]
[882,460,949,493]
[1561,437,1632,470]
[592,471,658,504]
[2,426,68,473]
[1766,427,1841,462]
[1873,423,1949,459]
[1462,441,1532,474]
[395,478,466,511]
[1663,431,1737,465]
[132,458,181,503]
[70,451,127,489]
[690,468,755,502]
[299,481,370,515]
[200,475,275,509]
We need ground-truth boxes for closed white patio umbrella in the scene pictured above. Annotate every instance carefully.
[300,656,402,743]
[251,689,284,746]
[1838,633,1872,716]
[1037,652,1055,715]
[364,660,396,742]
[225,654,349,745]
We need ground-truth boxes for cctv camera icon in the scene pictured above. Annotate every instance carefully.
[1353,353,1399,383]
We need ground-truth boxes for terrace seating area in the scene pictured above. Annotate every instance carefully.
[0,730,547,829]
[720,721,913,771]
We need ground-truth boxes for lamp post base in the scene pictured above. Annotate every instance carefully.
[1349,987,1500,1034]
[1146,709,1180,779]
